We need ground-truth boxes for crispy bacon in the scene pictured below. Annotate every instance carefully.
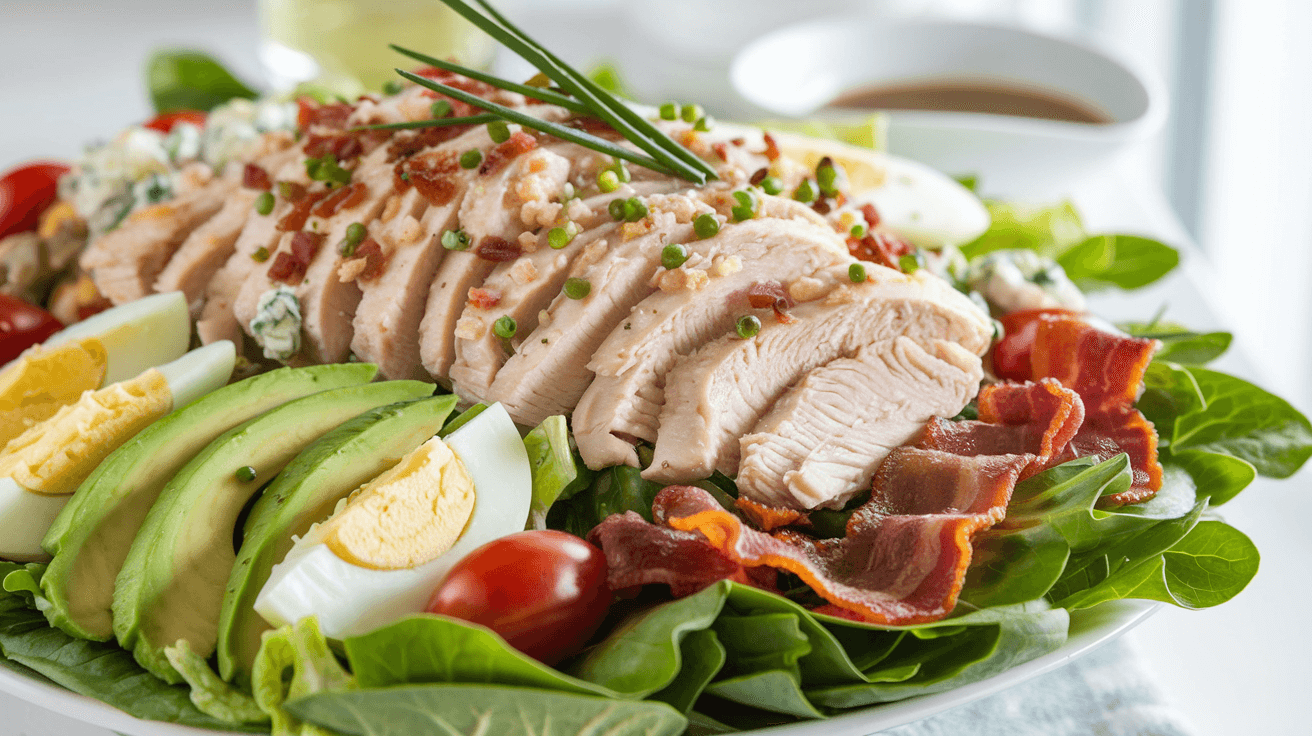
[480,131,537,176]
[312,182,368,218]
[297,99,354,131]
[749,167,769,186]
[735,496,807,532]
[746,280,795,323]
[267,252,305,285]
[353,239,389,282]
[762,132,780,161]
[276,191,327,232]
[860,203,881,228]
[398,150,461,206]
[412,68,500,117]
[386,125,473,163]
[289,231,325,263]
[474,235,522,263]
[277,181,307,202]
[565,116,624,140]
[243,164,272,191]
[711,142,730,161]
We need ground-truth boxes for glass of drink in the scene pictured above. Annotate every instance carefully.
[258,0,497,94]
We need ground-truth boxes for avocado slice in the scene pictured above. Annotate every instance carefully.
[216,394,459,685]
[111,379,436,684]
[40,363,379,642]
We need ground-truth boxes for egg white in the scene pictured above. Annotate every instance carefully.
[0,341,235,562]
[41,291,191,385]
[253,402,533,640]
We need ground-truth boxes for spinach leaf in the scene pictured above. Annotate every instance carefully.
[959,199,1085,259]
[1168,450,1256,506]
[522,415,585,528]
[147,49,259,113]
[713,613,811,680]
[1170,367,1312,478]
[1056,234,1180,292]
[343,614,613,697]
[1120,321,1233,364]
[649,628,725,714]
[547,464,665,537]
[0,564,259,732]
[704,669,824,719]
[686,710,737,735]
[1138,361,1206,436]
[569,581,728,697]
[723,583,868,686]
[287,684,688,736]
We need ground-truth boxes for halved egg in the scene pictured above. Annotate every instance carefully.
[254,402,533,639]
[0,340,236,562]
[41,290,191,385]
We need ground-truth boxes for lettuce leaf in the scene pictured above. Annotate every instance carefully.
[1056,234,1180,292]
[164,639,267,724]
[1120,321,1233,365]
[250,616,355,736]
[959,200,1086,259]
[522,415,587,529]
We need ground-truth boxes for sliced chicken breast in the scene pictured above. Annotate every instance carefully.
[737,337,983,510]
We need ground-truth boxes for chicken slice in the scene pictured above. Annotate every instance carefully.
[645,265,992,483]
[572,215,851,469]
[737,337,984,510]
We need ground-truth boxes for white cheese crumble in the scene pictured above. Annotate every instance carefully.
[250,286,303,361]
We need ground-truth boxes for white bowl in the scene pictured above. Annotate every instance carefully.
[730,16,1167,193]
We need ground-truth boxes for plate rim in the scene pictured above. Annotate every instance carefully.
[0,600,1158,736]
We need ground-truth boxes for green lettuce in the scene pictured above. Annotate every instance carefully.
[250,617,355,736]
[522,415,589,529]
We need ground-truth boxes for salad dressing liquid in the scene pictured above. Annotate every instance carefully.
[829,79,1112,124]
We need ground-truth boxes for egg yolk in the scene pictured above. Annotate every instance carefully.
[0,367,171,495]
[0,339,108,450]
[319,435,476,571]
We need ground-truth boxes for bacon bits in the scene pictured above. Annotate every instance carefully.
[312,182,368,218]
[399,150,461,205]
[480,131,537,176]
[297,98,354,131]
[269,230,326,285]
[352,239,388,282]
[762,132,780,161]
[746,280,795,323]
[848,231,913,270]
[474,235,522,263]
[468,287,502,310]
[276,191,327,232]
[242,164,272,191]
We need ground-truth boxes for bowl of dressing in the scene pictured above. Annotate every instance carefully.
[730,16,1167,193]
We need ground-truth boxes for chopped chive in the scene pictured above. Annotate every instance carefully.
[680,103,703,124]
[694,115,713,132]
[382,79,405,95]
[849,262,867,283]
[598,169,621,193]
[235,466,257,483]
[659,102,678,120]
[736,315,761,339]
[850,223,867,238]
[794,178,817,203]
[305,153,351,185]
[563,277,591,299]
[693,213,720,240]
[816,157,840,197]
[548,226,573,249]
[623,197,648,222]
[339,222,367,256]
[442,229,471,251]
[487,119,511,143]
[731,190,757,223]
[608,198,626,220]
[493,315,517,338]
[430,99,453,118]
[661,243,689,270]
[252,247,270,262]
[760,176,783,196]
[254,191,275,216]
[459,149,483,169]
[900,251,924,273]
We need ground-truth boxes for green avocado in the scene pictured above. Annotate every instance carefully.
[39,363,379,642]
[111,379,436,684]
[216,393,458,686]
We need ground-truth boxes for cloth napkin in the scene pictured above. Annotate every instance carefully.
[875,639,1196,736]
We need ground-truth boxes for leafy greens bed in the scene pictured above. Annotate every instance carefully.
[2,191,1308,736]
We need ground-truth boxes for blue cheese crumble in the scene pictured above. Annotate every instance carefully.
[251,286,303,361]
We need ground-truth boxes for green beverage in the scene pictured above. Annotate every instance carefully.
[258,0,496,93]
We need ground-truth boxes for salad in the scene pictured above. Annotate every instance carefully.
[1,1,1310,734]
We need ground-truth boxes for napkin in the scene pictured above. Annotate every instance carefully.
[875,639,1197,736]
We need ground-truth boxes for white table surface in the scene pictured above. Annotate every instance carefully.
[1,2,1308,736]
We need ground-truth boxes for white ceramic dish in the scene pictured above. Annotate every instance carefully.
[730,16,1167,194]
[0,600,1156,735]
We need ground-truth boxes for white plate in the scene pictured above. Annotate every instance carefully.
[0,600,1156,736]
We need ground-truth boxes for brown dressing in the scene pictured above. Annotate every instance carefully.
[829,79,1112,124]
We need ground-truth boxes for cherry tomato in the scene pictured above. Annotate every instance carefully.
[0,295,64,365]
[0,161,70,240]
[143,110,207,134]
[992,308,1079,382]
[427,530,611,665]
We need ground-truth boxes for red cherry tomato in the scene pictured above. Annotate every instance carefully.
[143,110,207,134]
[0,161,70,240]
[427,530,611,665]
[992,308,1079,382]
[0,295,64,365]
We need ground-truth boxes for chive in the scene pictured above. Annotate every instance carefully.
[388,45,589,113]
[659,102,678,120]
[680,103,703,124]
[693,213,720,240]
[851,223,867,238]
[900,251,924,273]
[598,169,621,193]
[623,197,648,222]
[608,198,626,220]
[848,262,867,283]
[694,115,713,132]
[794,179,817,203]
[340,222,367,256]
[661,243,689,269]
[548,226,573,249]
[352,113,499,132]
[252,247,270,262]
[382,79,404,95]
[493,315,517,338]
[459,149,483,169]
[254,191,275,216]
[760,176,783,196]
[563,277,591,299]
[395,3,716,182]
[235,466,257,482]
[487,119,511,143]
[430,99,453,118]
[442,229,471,250]
[736,315,761,339]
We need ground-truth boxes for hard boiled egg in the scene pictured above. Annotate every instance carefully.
[0,340,236,562]
[40,290,191,385]
[254,402,532,639]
